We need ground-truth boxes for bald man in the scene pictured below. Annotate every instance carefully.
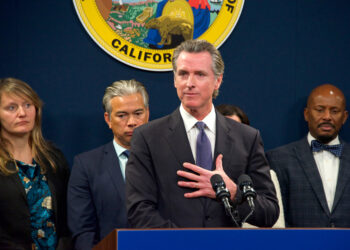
[266,84,349,227]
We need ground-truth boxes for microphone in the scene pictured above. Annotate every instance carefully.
[238,174,257,210]
[210,174,232,213]
[210,174,241,227]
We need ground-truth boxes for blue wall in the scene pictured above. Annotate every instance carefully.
[1,0,349,165]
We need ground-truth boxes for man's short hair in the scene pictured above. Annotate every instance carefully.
[172,40,224,99]
[102,79,149,117]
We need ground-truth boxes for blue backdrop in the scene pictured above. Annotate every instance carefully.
[1,0,349,165]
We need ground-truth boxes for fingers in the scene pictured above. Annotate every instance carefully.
[177,181,215,199]
[183,190,204,198]
[178,162,210,181]
[215,154,223,171]
[177,161,217,199]
[177,170,201,182]
[177,180,205,199]
[182,162,207,174]
[177,180,200,189]
[182,154,223,173]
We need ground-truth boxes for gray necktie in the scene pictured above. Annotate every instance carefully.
[196,121,212,170]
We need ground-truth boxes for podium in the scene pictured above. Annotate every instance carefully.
[93,228,349,250]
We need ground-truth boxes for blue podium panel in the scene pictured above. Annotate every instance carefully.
[117,229,349,250]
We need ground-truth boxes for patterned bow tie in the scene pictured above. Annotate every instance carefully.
[311,140,343,157]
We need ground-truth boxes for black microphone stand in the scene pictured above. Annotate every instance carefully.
[210,174,242,227]
[225,203,241,227]
[238,175,256,225]
[241,203,254,225]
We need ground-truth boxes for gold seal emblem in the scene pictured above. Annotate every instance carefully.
[73,0,244,71]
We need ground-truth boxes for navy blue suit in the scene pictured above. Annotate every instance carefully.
[126,109,279,228]
[67,142,127,249]
[266,137,350,227]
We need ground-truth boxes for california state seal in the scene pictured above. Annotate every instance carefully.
[73,0,244,71]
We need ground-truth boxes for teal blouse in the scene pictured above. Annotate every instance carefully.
[17,160,57,249]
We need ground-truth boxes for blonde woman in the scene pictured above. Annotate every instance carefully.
[0,78,71,249]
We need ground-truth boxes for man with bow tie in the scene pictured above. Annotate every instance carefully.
[67,80,149,249]
[266,84,349,227]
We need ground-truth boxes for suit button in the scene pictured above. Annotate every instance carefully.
[205,215,211,221]
[330,222,335,228]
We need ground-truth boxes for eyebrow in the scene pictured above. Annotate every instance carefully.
[3,102,21,107]
[177,69,206,75]
[194,70,206,75]
[4,101,18,105]
[115,109,145,114]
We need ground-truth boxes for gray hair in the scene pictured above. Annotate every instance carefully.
[172,40,224,98]
[102,79,149,116]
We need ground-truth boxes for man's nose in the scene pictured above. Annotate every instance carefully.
[322,109,331,120]
[186,74,195,88]
[127,115,137,126]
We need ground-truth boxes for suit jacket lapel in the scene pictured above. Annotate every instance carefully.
[206,113,235,211]
[104,142,126,203]
[294,138,330,215]
[214,112,235,170]
[165,109,235,170]
[165,109,195,168]
[6,161,28,202]
[165,109,207,211]
[332,142,350,212]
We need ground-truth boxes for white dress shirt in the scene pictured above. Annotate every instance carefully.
[307,132,340,211]
[179,104,216,163]
[113,140,129,180]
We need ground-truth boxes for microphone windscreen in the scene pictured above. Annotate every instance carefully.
[210,174,224,187]
[238,174,253,190]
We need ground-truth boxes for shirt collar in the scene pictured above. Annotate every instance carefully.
[307,132,340,146]
[179,104,216,133]
[112,140,129,157]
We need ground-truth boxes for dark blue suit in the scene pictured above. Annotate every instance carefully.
[126,109,279,228]
[67,142,127,249]
[266,137,350,227]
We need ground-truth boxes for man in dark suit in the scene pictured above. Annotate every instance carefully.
[67,79,149,249]
[126,40,279,228]
[266,84,349,227]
